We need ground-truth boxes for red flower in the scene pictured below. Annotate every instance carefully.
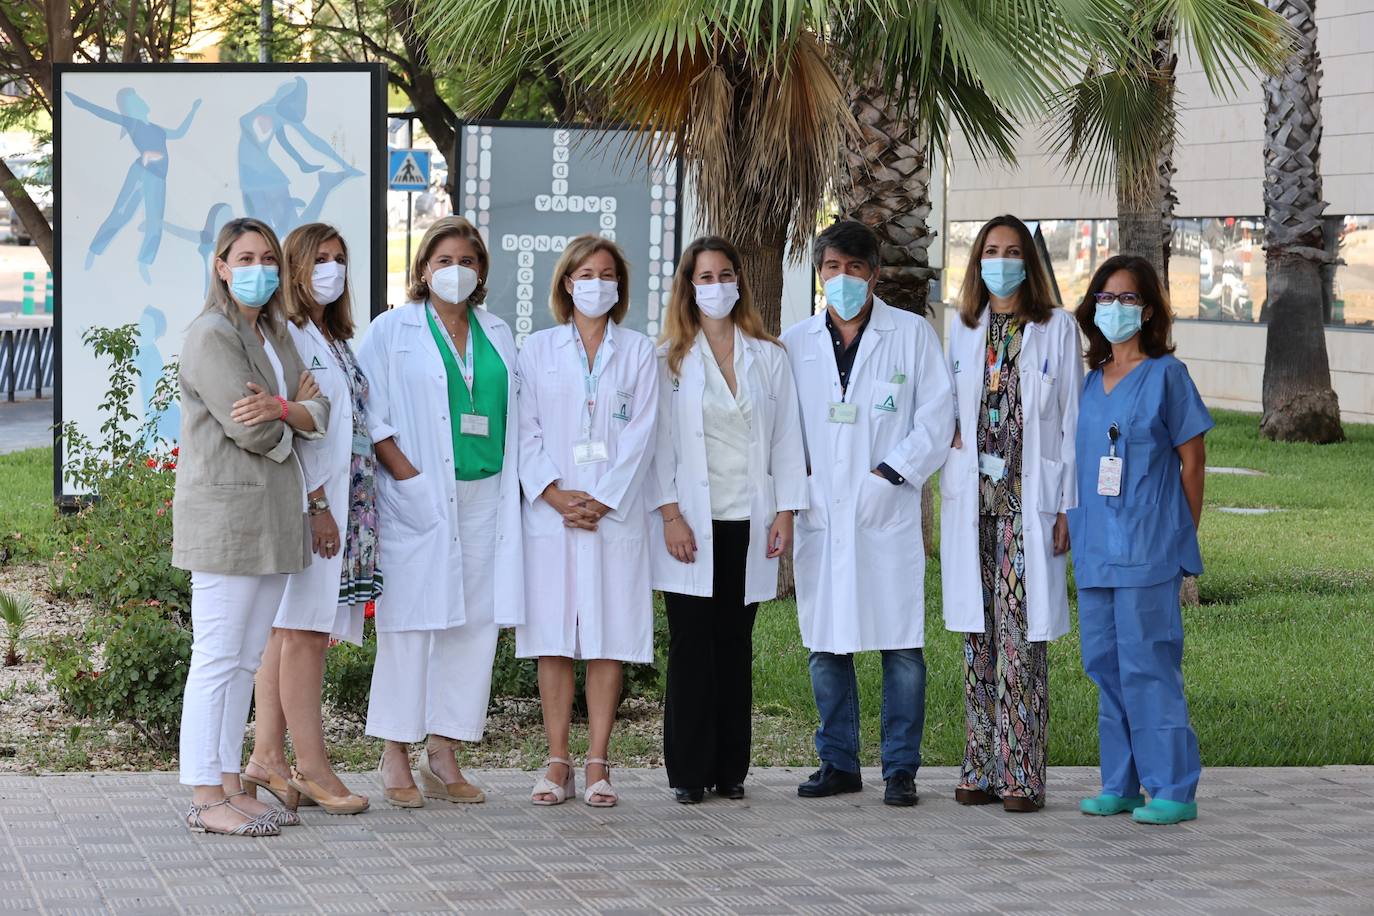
[170,446,180,457]
[364,601,376,620]
[156,507,166,517]
[162,461,177,471]
[145,458,157,468]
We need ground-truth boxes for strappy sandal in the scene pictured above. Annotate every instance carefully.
[243,757,309,809]
[583,758,618,808]
[227,789,301,828]
[185,798,280,837]
[531,757,575,806]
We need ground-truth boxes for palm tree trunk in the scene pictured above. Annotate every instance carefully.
[1260,0,1343,443]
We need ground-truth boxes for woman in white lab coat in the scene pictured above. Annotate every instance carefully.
[356,216,524,808]
[244,223,376,816]
[650,235,807,804]
[517,234,659,808]
[939,214,1082,812]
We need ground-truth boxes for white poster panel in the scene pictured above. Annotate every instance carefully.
[54,64,383,499]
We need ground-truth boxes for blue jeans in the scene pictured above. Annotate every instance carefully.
[808,648,926,780]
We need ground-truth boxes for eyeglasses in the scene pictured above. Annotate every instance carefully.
[1093,292,1144,306]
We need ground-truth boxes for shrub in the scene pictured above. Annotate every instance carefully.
[37,603,193,750]
[322,618,377,724]
[0,590,32,666]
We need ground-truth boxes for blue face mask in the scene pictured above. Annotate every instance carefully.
[1093,302,1144,344]
[824,273,870,321]
[980,258,1026,299]
[229,264,279,309]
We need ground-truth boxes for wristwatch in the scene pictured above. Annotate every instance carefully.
[308,496,330,515]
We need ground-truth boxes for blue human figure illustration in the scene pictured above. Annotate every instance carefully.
[156,202,235,296]
[136,305,180,447]
[238,77,362,236]
[65,89,201,284]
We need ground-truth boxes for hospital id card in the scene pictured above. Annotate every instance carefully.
[351,432,372,455]
[460,413,490,437]
[574,439,610,465]
[978,452,1006,480]
[1097,456,1123,496]
[828,402,858,424]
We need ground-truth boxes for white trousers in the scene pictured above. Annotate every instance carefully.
[179,571,288,786]
[366,475,501,743]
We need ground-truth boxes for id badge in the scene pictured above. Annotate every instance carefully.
[460,413,490,438]
[351,432,372,455]
[978,452,1006,480]
[828,402,858,424]
[574,439,610,465]
[1097,456,1123,496]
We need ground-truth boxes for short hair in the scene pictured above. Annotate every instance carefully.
[956,214,1056,328]
[813,219,880,274]
[407,216,489,304]
[1074,255,1176,368]
[548,234,631,325]
[283,222,355,341]
[202,217,287,329]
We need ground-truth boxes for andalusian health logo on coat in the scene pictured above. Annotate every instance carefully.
[876,394,897,412]
[309,355,326,370]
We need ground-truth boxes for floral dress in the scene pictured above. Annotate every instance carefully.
[328,337,382,607]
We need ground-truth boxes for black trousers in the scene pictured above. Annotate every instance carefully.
[663,519,758,789]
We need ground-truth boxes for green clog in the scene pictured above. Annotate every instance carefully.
[1132,798,1197,825]
[1079,793,1146,816]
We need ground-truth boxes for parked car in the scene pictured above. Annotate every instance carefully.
[5,156,52,246]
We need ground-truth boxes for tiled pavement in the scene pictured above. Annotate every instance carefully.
[1,766,1372,915]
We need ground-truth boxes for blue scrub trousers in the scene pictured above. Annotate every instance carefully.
[1077,574,1201,803]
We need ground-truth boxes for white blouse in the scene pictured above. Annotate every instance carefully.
[700,330,752,521]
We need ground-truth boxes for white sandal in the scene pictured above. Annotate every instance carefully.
[531,757,575,806]
[583,757,618,808]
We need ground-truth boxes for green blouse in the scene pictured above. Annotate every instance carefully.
[425,305,508,481]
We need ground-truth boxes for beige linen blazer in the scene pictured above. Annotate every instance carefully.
[171,308,330,576]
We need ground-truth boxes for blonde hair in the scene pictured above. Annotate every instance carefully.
[283,222,355,340]
[957,214,1057,329]
[660,235,780,377]
[406,216,490,304]
[549,234,631,325]
[203,217,287,330]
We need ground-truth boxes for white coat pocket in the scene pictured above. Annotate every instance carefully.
[379,471,441,537]
[856,472,909,531]
[1036,457,1065,517]
[871,381,902,419]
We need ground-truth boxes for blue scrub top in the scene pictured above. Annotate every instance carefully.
[1068,354,1213,588]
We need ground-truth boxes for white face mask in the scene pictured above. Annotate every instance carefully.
[429,263,479,304]
[311,262,346,305]
[571,278,619,318]
[694,281,739,320]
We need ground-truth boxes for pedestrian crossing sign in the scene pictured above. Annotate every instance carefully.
[388,148,431,191]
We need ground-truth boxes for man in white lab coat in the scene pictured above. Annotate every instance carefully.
[781,220,955,806]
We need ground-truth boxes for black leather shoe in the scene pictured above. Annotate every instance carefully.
[883,770,919,807]
[797,763,863,798]
[674,787,704,804]
[714,783,745,800]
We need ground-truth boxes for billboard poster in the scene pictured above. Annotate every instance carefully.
[54,64,385,499]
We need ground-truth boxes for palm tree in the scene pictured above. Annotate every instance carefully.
[1049,1,1291,284]
[1259,0,1343,443]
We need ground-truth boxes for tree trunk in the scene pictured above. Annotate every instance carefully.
[1260,0,1343,443]
[0,158,53,267]
[1116,163,1167,283]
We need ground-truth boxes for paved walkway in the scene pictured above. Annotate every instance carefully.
[1,766,1372,915]
[0,397,51,454]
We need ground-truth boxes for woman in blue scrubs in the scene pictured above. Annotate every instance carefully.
[1067,255,1212,826]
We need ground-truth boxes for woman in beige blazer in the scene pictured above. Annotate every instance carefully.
[172,217,329,837]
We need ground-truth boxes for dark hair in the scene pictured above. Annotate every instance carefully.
[1075,255,1176,368]
[813,219,880,273]
[956,214,1056,328]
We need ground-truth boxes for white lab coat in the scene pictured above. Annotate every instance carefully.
[355,301,524,633]
[940,306,1083,641]
[515,320,659,662]
[648,329,809,603]
[781,298,954,654]
[274,320,363,643]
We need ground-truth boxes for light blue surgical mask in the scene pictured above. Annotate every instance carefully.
[980,258,1026,299]
[824,273,870,321]
[1093,302,1144,344]
[229,264,279,309]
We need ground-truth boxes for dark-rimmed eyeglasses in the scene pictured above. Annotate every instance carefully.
[1093,292,1144,306]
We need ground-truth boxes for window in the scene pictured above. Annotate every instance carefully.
[1334,216,1374,328]
[1197,218,1264,322]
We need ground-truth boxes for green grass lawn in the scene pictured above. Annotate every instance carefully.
[3,408,1372,769]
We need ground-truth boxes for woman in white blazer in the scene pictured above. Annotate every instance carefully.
[244,223,376,816]
[939,214,1083,812]
[517,234,658,808]
[649,236,807,804]
[356,216,524,808]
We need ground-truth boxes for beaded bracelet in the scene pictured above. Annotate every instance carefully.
[276,396,289,421]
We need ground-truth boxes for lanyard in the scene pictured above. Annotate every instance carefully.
[986,319,1020,390]
[428,302,475,402]
[571,322,608,440]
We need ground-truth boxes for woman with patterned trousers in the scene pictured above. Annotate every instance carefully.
[940,215,1082,812]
